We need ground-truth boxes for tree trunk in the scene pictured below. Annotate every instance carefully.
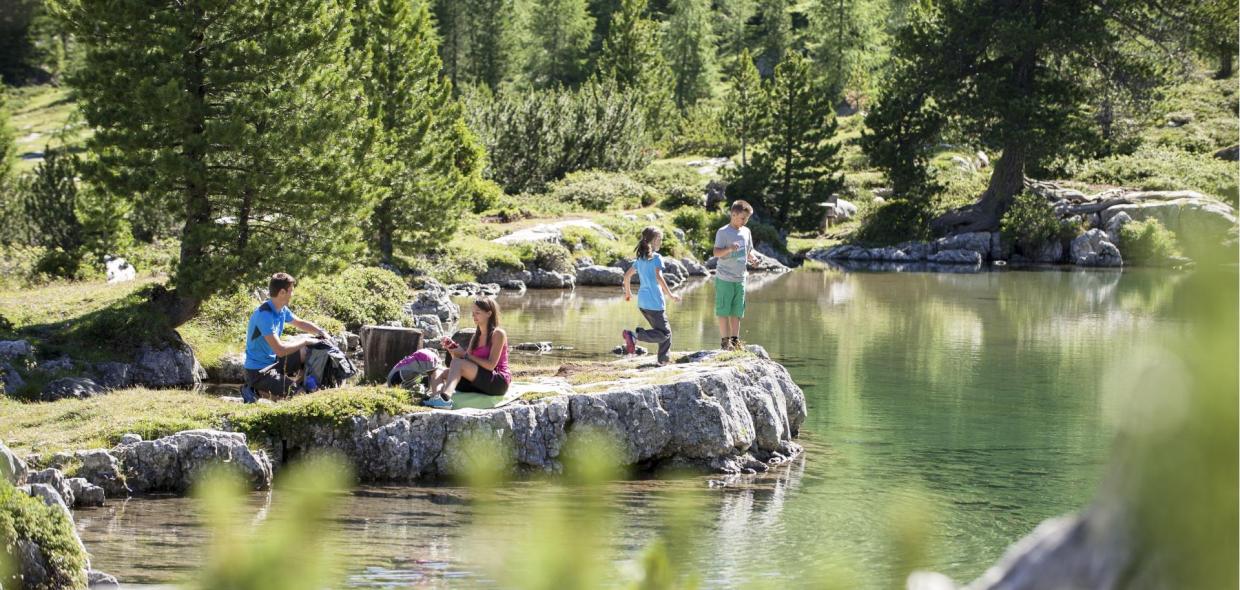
[1218,46,1233,80]
[361,325,424,383]
[374,197,394,265]
[931,141,1026,235]
[173,5,210,327]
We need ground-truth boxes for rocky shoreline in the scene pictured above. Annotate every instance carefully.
[2,348,805,587]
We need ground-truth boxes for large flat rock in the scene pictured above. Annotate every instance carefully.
[251,349,807,481]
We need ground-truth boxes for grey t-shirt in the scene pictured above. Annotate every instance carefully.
[714,224,752,283]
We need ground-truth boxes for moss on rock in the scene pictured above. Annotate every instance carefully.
[0,480,88,590]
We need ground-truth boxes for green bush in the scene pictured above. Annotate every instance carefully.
[295,267,409,331]
[659,185,705,211]
[662,104,739,157]
[634,162,706,194]
[854,200,934,246]
[1079,146,1239,207]
[463,81,652,194]
[0,480,89,590]
[548,171,659,212]
[516,240,574,274]
[671,207,712,258]
[560,226,625,266]
[1000,191,1064,253]
[1119,218,1182,266]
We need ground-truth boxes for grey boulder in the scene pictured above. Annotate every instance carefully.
[1071,229,1123,267]
[77,449,130,498]
[116,429,272,494]
[131,337,206,388]
[927,249,984,265]
[405,287,461,330]
[527,269,575,289]
[576,265,625,286]
[67,477,106,507]
[1,440,28,484]
[40,377,108,402]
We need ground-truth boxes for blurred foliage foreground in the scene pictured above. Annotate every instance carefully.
[3,268,1235,589]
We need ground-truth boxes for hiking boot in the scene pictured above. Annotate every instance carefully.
[423,394,453,409]
[240,384,258,404]
[622,330,637,355]
[730,336,744,351]
[721,337,732,351]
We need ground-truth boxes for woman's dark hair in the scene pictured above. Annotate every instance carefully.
[467,297,501,350]
[634,226,663,260]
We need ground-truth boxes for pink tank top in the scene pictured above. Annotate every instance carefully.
[471,340,511,383]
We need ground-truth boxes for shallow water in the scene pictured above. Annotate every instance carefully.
[75,266,1190,588]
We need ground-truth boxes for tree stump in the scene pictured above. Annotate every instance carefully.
[360,325,423,383]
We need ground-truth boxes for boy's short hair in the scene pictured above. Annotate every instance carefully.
[730,200,754,215]
[268,272,297,297]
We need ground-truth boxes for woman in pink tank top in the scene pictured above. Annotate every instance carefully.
[425,297,511,408]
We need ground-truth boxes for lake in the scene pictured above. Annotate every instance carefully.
[74,264,1189,588]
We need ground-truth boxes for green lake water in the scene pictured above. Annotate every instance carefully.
[74,266,1190,588]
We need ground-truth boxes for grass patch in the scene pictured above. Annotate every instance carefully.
[8,85,89,174]
[0,389,234,456]
[0,386,424,459]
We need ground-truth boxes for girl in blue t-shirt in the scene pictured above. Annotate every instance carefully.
[621,226,682,365]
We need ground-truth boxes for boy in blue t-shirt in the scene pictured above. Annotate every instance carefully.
[621,227,682,365]
[241,272,330,403]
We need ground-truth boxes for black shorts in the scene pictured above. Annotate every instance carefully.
[456,366,510,396]
[245,352,304,396]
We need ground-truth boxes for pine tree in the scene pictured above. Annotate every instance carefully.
[464,0,515,89]
[595,0,677,141]
[713,0,755,73]
[663,0,717,110]
[55,0,370,324]
[520,0,596,87]
[806,0,887,100]
[720,49,767,167]
[355,0,489,265]
[752,0,791,77]
[860,59,943,204]
[432,0,467,87]
[748,52,844,231]
[876,0,1181,234]
[0,90,14,192]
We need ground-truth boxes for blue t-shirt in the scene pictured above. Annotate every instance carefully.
[634,253,665,311]
[244,300,297,370]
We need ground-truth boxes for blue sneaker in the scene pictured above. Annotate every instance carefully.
[622,330,636,355]
[241,385,258,404]
[423,394,453,409]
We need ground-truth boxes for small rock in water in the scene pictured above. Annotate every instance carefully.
[514,342,553,353]
[87,570,121,589]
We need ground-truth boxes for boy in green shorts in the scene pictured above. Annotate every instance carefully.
[713,200,758,350]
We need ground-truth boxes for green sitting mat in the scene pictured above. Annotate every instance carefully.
[452,390,521,410]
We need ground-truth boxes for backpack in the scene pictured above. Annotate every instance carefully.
[304,338,358,389]
[386,348,442,389]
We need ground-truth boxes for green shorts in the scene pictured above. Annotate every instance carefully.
[714,278,746,317]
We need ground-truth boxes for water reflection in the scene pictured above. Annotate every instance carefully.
[77,267,1192,588]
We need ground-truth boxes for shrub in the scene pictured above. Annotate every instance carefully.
[516,240,574,274]
[1078,146,1239,207]
[463,81,652,194]
[662,104,739,157]
[295,267,409,331]
[854,200,934,246]
[0,480,89,590]
[1000,191,1063,253]
[659,185,705,211]
[1119,218,1182,266]
[671,206,711,258]
[548,171,659,212]
[560,226,625,266]
[634,162,706,194]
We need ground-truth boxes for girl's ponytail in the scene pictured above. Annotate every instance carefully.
[634,226,662,260]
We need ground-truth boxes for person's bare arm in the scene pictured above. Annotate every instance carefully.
[290,318,328,338]
[263,333,308,357]
[655,268,681,302]
[467,329,506,371]
[713,243,739,258]
[623,266,636,301]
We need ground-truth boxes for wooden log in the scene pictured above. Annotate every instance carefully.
[360,325,423,383]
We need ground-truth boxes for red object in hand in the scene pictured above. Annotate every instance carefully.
[441,337,458,349]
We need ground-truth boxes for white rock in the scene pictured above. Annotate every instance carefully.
[104,255,136,283]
